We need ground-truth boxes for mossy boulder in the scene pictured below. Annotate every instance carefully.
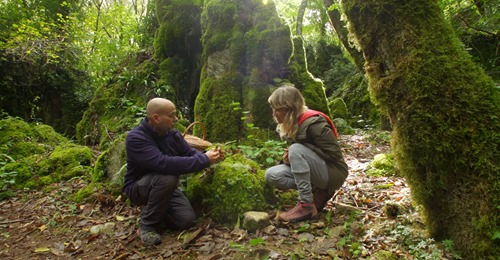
[185,153,275,225]
[0,117,92,199]
[34,143,93,186]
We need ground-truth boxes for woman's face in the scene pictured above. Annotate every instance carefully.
[272,107,288,124]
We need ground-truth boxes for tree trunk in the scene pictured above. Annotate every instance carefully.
[341,0,500,258]
[322,0,365,72]
[296,0,308,36]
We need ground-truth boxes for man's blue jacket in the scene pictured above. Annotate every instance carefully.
[123,118,210,197]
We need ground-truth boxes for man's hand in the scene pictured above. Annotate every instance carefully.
[282,148,289,165]
[206,147,224,164]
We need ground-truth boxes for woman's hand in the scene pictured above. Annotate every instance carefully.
[282,148,289,165]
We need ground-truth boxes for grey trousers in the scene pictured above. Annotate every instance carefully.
[128,173,196,232]
[265,143,329,203]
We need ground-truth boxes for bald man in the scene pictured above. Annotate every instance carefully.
[124,98,223,246]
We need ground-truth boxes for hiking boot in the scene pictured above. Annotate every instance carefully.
[138,228,161,246]
[278,202,318,222]
[314,189,333,211]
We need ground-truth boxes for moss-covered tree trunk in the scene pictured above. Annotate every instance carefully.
[195,0,293,142]
[288,36,330,115]
[341,0,500,258]
[322,0,364,72]
[154,0,202,118]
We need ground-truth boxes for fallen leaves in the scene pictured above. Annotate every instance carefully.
[0,132,458,259]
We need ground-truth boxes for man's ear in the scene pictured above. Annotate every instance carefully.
[151,113,159,123]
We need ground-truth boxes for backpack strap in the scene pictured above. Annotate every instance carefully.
[298,110,339,138]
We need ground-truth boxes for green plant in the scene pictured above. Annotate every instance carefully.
[338,212,365,257]
[249,237,265,246]
[0,153,17,199]
[237,139,287,168]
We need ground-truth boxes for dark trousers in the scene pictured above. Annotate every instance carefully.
[128,173,196,231]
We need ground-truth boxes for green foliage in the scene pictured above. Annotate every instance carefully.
[332,118,355,135]
[0,0,91,135]
[0,153,18,199]
[339,212,366,257]
[237,140,287,169]
[186,153,275,225]
[71,0,145,87]
[441,0,499,81]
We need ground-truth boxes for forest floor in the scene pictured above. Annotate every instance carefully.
[0,131,462,259]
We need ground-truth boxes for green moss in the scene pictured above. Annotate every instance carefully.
[92,134,127,195]
[73,182,104,203]
[329,98,350,119]
[186,153,275,225]
[0,117,93,198]
[35,144,92,186]
[367,153,398,177]
[197,0,294,140]
[76,52,156,149]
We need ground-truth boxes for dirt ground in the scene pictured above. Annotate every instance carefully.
[0,132,456,259]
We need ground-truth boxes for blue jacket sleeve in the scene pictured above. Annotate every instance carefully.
[126,131,210,176]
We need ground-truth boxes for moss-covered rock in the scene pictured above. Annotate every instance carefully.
[92,133,127,194]
[35,143,93,185]
[154,0,202,114]
[196,0,294,142]
[185,153,275,225]
[0,117,93,199]
[75,51,157,149]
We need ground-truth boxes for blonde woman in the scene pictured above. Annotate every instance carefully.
[266,86,348,222]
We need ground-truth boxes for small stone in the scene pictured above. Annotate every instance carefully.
[242,211,270,232]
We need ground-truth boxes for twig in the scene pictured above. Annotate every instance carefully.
[116,203,126,215]
[364,204,383,213]
[0,219,28,225]
[17,199,33,212]
[349,193,359,208]
[15,227,37,243]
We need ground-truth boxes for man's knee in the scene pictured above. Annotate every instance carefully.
[174,210,196,230]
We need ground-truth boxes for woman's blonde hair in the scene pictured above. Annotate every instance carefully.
[268,85,307,140]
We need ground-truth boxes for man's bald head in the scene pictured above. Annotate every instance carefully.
[146,98,178,134]
[146,98,175,118]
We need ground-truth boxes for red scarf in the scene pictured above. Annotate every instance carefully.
[298,110,339,138]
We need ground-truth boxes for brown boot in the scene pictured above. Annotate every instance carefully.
[278,202,318,222]
[314,189,333,211]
